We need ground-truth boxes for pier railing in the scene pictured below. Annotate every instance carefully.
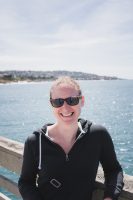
[0,136,133,200]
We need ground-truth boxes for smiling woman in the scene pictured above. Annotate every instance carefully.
[18,76,124,200]
[49,76,84,126]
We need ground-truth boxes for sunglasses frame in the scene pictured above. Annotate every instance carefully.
[50,96,82,108]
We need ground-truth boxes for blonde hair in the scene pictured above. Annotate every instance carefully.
[50,76,82,97]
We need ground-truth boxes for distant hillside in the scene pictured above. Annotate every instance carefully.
[0,70,121,83]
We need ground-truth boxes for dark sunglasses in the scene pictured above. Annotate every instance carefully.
[50,96,82,108]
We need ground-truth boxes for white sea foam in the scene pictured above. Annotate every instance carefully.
[120,148,128,152]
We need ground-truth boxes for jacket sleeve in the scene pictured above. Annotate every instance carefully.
[99,127,124,200]
[18,136,43,200]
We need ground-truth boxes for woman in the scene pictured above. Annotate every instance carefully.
[18,76,124,200]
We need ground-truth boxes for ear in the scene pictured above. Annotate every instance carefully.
[81,96,85,107]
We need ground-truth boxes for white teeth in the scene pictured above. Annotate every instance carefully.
[61,112,73,117]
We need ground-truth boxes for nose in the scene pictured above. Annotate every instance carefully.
[62,100,70,108]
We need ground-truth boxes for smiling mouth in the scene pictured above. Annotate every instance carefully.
[60,112,74,117]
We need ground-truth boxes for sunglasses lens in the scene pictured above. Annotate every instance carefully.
[66,97,80,106]
[50,96,82,107]
[50,98,64,108]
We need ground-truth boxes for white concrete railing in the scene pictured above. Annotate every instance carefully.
[0,136,133,200]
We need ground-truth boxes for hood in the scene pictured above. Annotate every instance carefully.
[78,118,92,133]
[33,118,92,170]
[35,118,92,136]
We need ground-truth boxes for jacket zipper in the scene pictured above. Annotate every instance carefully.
[65,136,83,162]
[45,133,84,162]
[65,154,69,161]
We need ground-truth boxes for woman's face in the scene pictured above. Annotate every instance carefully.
[50,84,84,125]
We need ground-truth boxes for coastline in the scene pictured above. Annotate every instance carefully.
[0,78,54,84]
[0,79,126,85]
[0,79,130,85]
[0,70,123,84]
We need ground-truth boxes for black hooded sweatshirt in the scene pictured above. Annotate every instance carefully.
[18,118,124,200]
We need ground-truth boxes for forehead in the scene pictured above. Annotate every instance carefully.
[51,84,79,98]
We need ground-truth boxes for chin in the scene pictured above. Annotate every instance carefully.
[59,116,78,124]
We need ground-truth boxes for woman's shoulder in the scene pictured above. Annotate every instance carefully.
[90,123,108,133]
[89,123,113,142]
[25,130,40,145]
[79,118,109,134]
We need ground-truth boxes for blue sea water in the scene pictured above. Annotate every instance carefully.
[0,80,133,199]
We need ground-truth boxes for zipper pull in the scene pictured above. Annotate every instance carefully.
[66,154,69,161]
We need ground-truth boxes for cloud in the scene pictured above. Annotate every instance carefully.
[0,0,133,78]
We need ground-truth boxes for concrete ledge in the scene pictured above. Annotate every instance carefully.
[0,136,23,174]
[0,136,23,157]
[96,167,133,197]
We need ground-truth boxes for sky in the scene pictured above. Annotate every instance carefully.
[0,0,133,79]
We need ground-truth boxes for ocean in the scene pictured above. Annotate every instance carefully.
[0,80,133,199]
